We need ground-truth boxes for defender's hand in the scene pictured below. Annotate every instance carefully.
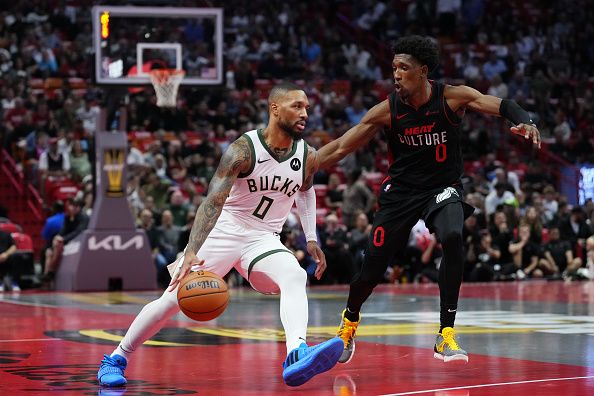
[306,241,326,280]
[167,251,204,292]
[511,123,541,148]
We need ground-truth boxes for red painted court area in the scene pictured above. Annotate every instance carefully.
[1,282,594,395]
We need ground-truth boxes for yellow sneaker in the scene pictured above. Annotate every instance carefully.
[336,309,360,363]
[433,327,468,363]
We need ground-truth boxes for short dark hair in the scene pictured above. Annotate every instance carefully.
[392,35,440,73]
[268,82,303,105]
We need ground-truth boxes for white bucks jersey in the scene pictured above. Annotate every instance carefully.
[223,129,307,233]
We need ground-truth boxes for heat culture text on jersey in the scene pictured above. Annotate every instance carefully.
[246,175,300,197]
[399,121,448,147]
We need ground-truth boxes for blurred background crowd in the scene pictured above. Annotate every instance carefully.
[0,0,593,290]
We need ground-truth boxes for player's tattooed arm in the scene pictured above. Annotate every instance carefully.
[185,136,252,255]
[301,145,317,191]
[169,136,252,290]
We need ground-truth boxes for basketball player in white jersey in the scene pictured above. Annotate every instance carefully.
[97,82,344,388]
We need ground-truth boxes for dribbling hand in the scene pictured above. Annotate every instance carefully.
[306,241,327,280]
[511,123,541,148]
[167,251,204,292]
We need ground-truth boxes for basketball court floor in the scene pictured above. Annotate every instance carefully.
[1,281,594,395]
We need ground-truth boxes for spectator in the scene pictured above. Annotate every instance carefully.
[156,209,181,264]
[324,173,344,212]
[521,206,545,244]
[166,190,190,228]
[559,206,592,257]
[341,169,375,228]
[348,211,372,271]
[482,52,508,81]
[41,200,65,272]
[542,185,559,223]
[137,208,168,288]
[543,226,582,280]
[39,137,70,178]
[319,213,354,284]
[42,198,89,287]
[345,96,367,126]
[509,224,554,279]
[485,183,516,217]
[467,230,501,282]
[68,139,91,182]
[0,229,17,292]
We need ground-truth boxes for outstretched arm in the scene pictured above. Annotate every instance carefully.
[168,136,252,290]
[445,85,541,148]
[296,145,327,279]
[311,100,390,171]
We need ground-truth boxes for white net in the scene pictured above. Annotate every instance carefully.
[149,69,185,107]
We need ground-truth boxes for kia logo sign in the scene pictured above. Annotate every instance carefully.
[88,235,144,251]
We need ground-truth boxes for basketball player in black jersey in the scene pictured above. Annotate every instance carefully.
[315,36,541,364]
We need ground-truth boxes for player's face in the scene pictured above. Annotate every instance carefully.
[276,90,309,140]
[392,54,426,100]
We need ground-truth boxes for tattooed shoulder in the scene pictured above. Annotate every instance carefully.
[219,136,253,176]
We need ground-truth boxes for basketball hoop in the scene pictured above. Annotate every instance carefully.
[149,69,185,108]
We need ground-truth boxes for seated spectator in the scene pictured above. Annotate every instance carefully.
[542,185,559,224]
[42,198,89,287]
[68,139,91,182]
[138,209,168,288]
[319,213,355,284]
[559,206,592,258]
[324,173,344,212]
[347,211,371,272]
[341,168,375,228]
[521,206,545,244]
[177,210,196,253]
[543,226,582,280]
[489,211,514,266]
[0,229,17,292]
[41,200,65,272]
[466,230,502,282]
[38,137,70,200]
[157,210,181,264]
[166,190,190,227]
[509,224,555,279]
[415,232,441,283]
[485,183,516,217]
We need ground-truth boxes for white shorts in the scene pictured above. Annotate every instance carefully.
[168,210,295,294]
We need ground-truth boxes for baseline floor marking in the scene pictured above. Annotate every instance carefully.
[0,338,62,343]
[380,375,594,395]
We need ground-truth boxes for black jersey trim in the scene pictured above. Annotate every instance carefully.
[442,85,462,126]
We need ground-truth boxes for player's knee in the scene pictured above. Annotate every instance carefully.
[282,265,307,286]
[440,229,463,249]
[358,255,387,285]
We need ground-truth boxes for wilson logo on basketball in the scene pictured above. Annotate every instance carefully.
[186,280,220,290]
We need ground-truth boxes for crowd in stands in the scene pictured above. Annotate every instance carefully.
[0,1,593,290]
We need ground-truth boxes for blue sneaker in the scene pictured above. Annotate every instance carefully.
[282,337,343,387]
[97,354,127,386]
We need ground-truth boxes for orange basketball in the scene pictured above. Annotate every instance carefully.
[177,270,229,321]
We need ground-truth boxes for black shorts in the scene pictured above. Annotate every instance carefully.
[366,180,475,260]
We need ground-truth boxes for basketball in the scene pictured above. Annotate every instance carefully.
[177,270,229,321]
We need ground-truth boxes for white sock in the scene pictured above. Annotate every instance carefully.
[111,287,180,363]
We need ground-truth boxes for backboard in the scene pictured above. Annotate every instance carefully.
[92,6,223,85]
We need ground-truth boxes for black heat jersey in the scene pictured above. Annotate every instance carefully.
[386,81,463,190]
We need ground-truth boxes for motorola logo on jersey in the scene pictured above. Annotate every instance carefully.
[290,158,301,171]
